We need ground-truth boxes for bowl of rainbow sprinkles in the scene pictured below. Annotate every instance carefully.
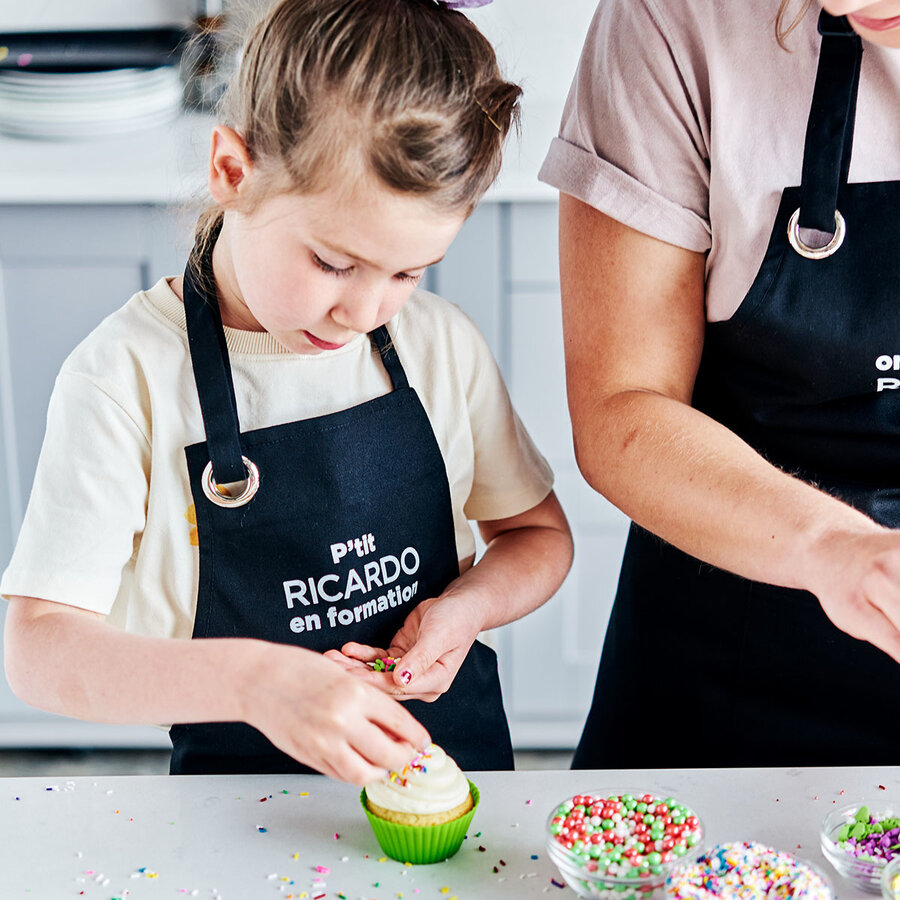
[546,790,703,899]
[666,841,833,900]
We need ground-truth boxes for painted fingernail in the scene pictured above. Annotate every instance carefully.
[399,669,412,685]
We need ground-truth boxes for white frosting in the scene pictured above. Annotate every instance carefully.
[365,744,470,815]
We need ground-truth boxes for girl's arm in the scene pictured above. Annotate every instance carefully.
[558,193,900,661]
[328,488,573,700]
[4,596,430,783]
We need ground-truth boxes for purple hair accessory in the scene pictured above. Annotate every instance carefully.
[440,0,494,8]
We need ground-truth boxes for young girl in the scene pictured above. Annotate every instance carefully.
[1,0,572,782]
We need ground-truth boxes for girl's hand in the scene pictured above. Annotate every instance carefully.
[322,643,399,692]
[388,593,485,702]
[241,642,430,784]
[805,527,900,662]
[325,594,484,701]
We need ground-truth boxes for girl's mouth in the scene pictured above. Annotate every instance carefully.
[849,11,900,31]
[304,331,347,351]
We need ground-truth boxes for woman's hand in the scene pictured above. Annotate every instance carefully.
[804,526,900,662]
[240,642,430,784]
[325,592,485,702]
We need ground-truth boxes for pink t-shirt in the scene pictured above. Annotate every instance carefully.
[539,0,900,321]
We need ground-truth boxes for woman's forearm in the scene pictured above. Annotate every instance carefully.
[574,387,881,593]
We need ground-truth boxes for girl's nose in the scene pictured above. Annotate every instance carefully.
[331,292,384,336]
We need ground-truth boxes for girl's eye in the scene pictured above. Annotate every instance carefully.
[395,272,423,285]
[313,253,352,277]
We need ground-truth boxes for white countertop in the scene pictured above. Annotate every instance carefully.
[0,100,560,206]
[2,766,894,898]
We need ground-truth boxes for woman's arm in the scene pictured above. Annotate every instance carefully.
[559,193,900,661]
[327,489,573,700]
[4,596,430,783]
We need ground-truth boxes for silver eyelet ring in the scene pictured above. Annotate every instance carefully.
[787,208,846,260]
[201,456,260,508]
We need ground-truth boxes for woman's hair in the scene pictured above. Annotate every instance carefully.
[775,0,813,49]
[194,0,521,254]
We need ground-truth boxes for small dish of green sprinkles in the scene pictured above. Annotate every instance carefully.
[821,801,900,891]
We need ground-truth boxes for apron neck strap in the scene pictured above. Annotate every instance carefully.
[183,221,412,484]
[798,10,863,232]
[368,325,410,391]
[183,220,248,486]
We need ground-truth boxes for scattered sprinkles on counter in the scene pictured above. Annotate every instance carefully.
[666,841,831,900]
[835,805,900,862]
[549,792,703,877]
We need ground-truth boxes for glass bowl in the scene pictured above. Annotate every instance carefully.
[666,841,833,900]
[881,856,900,900]
[821,801,900,893]
[546,790,704,900]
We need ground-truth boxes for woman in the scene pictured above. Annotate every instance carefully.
[540,0,900,767]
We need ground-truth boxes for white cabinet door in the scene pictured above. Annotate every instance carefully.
[498,204,631,749]
[0,205,172,742]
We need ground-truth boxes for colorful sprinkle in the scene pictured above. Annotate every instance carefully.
[369,656,399,672]
[667,841,831,899]
[834,806,900,863]
[549,792,702,882]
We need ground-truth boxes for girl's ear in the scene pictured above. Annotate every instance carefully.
[208,125,254,206]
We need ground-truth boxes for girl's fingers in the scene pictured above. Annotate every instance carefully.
[340,641,387,661]
[367,690,431,751]
[350,721,423,775]
[320,741,389,786]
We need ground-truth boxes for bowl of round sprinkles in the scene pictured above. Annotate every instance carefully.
[546,790,703,899]
[881,855,900,900]
[821,802,900,892]
[666,841,833,900]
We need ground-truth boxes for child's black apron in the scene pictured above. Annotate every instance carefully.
[574,12,900,768]
[169,234,513,775]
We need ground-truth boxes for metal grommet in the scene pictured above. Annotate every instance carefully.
[787,208,846,259]
[201,456,259,508]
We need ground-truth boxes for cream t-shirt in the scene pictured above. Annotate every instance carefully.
[539,0,900,321]
[0,279,553,640]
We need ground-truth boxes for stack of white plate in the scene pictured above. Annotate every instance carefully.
[0,67,183,140]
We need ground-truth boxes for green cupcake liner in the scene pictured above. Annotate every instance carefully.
[360,780,480,865]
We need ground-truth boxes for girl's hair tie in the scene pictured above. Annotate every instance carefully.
[440,0,494,8]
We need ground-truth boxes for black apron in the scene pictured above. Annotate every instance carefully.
[574,12,900,769]
[169,230,513,775]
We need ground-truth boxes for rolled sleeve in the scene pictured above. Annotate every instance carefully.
[539,0,712,253]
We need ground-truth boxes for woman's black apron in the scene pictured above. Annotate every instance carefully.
[574,12,900,768]
[169,230,513,775]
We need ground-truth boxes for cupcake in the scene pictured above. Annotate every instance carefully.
[360,743,479,864]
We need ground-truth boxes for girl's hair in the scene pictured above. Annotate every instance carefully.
[194,0,521,256]
[775,0,813,49]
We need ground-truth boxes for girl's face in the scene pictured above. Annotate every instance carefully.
[819,0,900,46]
[216,181,465,355]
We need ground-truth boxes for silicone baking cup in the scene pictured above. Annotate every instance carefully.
[360,780,480,865]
